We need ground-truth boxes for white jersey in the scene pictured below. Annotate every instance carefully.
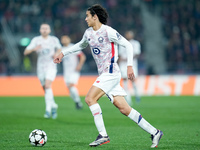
[119,39,141,78]
[119,39,141,68]
[62,43,83,74]
[62,24,134,76]
[26,35,62,71]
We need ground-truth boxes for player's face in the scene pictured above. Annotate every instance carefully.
[85,11,95,27]
[125,32,134,40]
[61,36,70,46]
[40,24,51,37]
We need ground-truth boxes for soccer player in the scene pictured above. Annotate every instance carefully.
[118,31,141,106]
[61,35,86,109]
[24,23,62,119]
[54,4,163,148]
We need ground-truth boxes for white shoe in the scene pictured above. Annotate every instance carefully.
[76,102,83,109]
[89,134,110,147]
[151,130,163,148]
[51,105,58,119]
[44,111,51,119]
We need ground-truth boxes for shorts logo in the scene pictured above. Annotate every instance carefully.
[93,48,100,55]
[96,81,100,83]
[98,37,104,43]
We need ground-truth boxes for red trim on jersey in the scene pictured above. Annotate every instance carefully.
[111,42,115,58]
[77,52,83,57]
[109,42,115,73]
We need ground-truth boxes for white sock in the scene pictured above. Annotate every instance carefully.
[45,88,57,111]
[45,88,52,113]
[89,103,107,136]
[69,86,81,103]
[128,108,157,135]
[123,80,132,105]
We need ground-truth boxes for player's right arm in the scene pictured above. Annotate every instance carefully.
[24,37,41,56]
[54,32,88,64]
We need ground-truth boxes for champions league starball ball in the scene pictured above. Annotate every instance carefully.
[29,129,47,146]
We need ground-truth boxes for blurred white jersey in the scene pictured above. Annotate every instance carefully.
[62,43,83,74]
[62,43,82,84]
[119,39,141,78]
[26,35,62,84]
[62,24,134,76]
[26,35,62,67]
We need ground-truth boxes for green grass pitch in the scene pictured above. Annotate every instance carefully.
[0,96,200,150]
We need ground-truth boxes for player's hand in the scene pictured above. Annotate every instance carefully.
[53,52,64,64]
[75,65,81,71]
[127,66,135,82]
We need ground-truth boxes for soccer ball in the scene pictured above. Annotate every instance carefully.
[29,129,47,146]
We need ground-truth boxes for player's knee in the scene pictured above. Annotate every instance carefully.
[85,96,91,105]
[85,95,95,106]
[68,84,74,89]
[45,84,51,89]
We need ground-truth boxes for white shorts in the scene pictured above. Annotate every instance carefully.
[93,73,127,103]
[64,72,80,85]
[120,64,138,79]
[37,68,57,86]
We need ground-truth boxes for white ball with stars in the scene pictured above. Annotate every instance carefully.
[29,129,47,146]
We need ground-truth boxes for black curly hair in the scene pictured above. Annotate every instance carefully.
[87,4,109,24]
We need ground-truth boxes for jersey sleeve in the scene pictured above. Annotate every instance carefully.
[54,37,62,49]
[62,31,88,56]
[26,37,37,50]
[107,27,133,66]
[118,45,125,56]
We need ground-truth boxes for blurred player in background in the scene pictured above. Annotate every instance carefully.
[61,35,86,109]
[54,4,163,148]
[118,31,141,106]
[24,23,62,119]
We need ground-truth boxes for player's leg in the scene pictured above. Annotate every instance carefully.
[42,83,51,118]
[44,79,58,119]
[67,83,83,109]
[132,66,141,103]
[120,64,132,106]
[113,96,163,148]
[132,81,140,103]
[45,67,58,119]
[65,73,82,109]
[85,85,110,147]
[122,78,132,106]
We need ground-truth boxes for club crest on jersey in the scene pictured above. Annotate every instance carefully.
[92,48,100,55]
[98,37,104,43]
[116,32,121,40]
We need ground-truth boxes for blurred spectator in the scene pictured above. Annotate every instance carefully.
[161,0,200,73]
[1,0,199,74]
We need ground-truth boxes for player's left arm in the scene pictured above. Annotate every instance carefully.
[76,52,86,71]
[107,28,135,81]
[54,48,62,59]
[53,37,62,59]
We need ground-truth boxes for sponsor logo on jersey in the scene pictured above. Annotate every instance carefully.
[98,37,104,43]
[96,81,100,83]
[116,32,121,40]
[92,48,100,55]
